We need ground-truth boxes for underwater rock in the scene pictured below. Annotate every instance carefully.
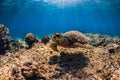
[25,33,38,48]
[95,38,107,47]
[0,24,9,36]
[21,61,39,79]
[51,30,90,51]
[108,47,115,54]
[0,24,26,54]
[10,60,40,80]
[0,24,10,54]
[117,58,120,66]
[8,39,26,52]
[106,43,120,54]
[10,66,25,80]
[41,36,50,44]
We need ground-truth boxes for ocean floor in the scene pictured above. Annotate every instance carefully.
[0,25,120,80]
[0,26,120,80]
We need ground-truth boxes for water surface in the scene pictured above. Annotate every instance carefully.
[0,0,120,38]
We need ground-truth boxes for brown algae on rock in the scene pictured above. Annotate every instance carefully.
[25,33,38,48]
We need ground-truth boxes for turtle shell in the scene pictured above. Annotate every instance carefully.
[63,30,90,44]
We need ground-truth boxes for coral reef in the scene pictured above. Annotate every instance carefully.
[25,33,38,48]
[106,43,120,54]
[21,60,39,79]
[0,30,120,80]
[0,24,10,54]
[0,24,26,54]
[41,36,50,44]
[8,39,26,52]
[0,59,45,80]
[86,33,120,47]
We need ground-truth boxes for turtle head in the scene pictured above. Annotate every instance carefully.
[52,33,63,43]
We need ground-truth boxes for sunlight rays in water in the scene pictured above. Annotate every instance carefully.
[33,0,112,9]
[34,0,85,8]
[43,0,81,7]
[33,0,119,10]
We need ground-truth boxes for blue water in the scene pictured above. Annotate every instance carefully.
[0,0,120,38]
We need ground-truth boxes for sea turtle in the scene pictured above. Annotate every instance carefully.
[50,30,90,51]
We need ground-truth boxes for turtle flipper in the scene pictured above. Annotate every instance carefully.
[50,43,59,52]
[73,42,92,49]
[73,42,86,48]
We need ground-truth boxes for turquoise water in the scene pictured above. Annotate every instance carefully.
[0,0,120,38]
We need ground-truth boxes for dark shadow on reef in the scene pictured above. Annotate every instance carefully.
[49,52,90,79]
